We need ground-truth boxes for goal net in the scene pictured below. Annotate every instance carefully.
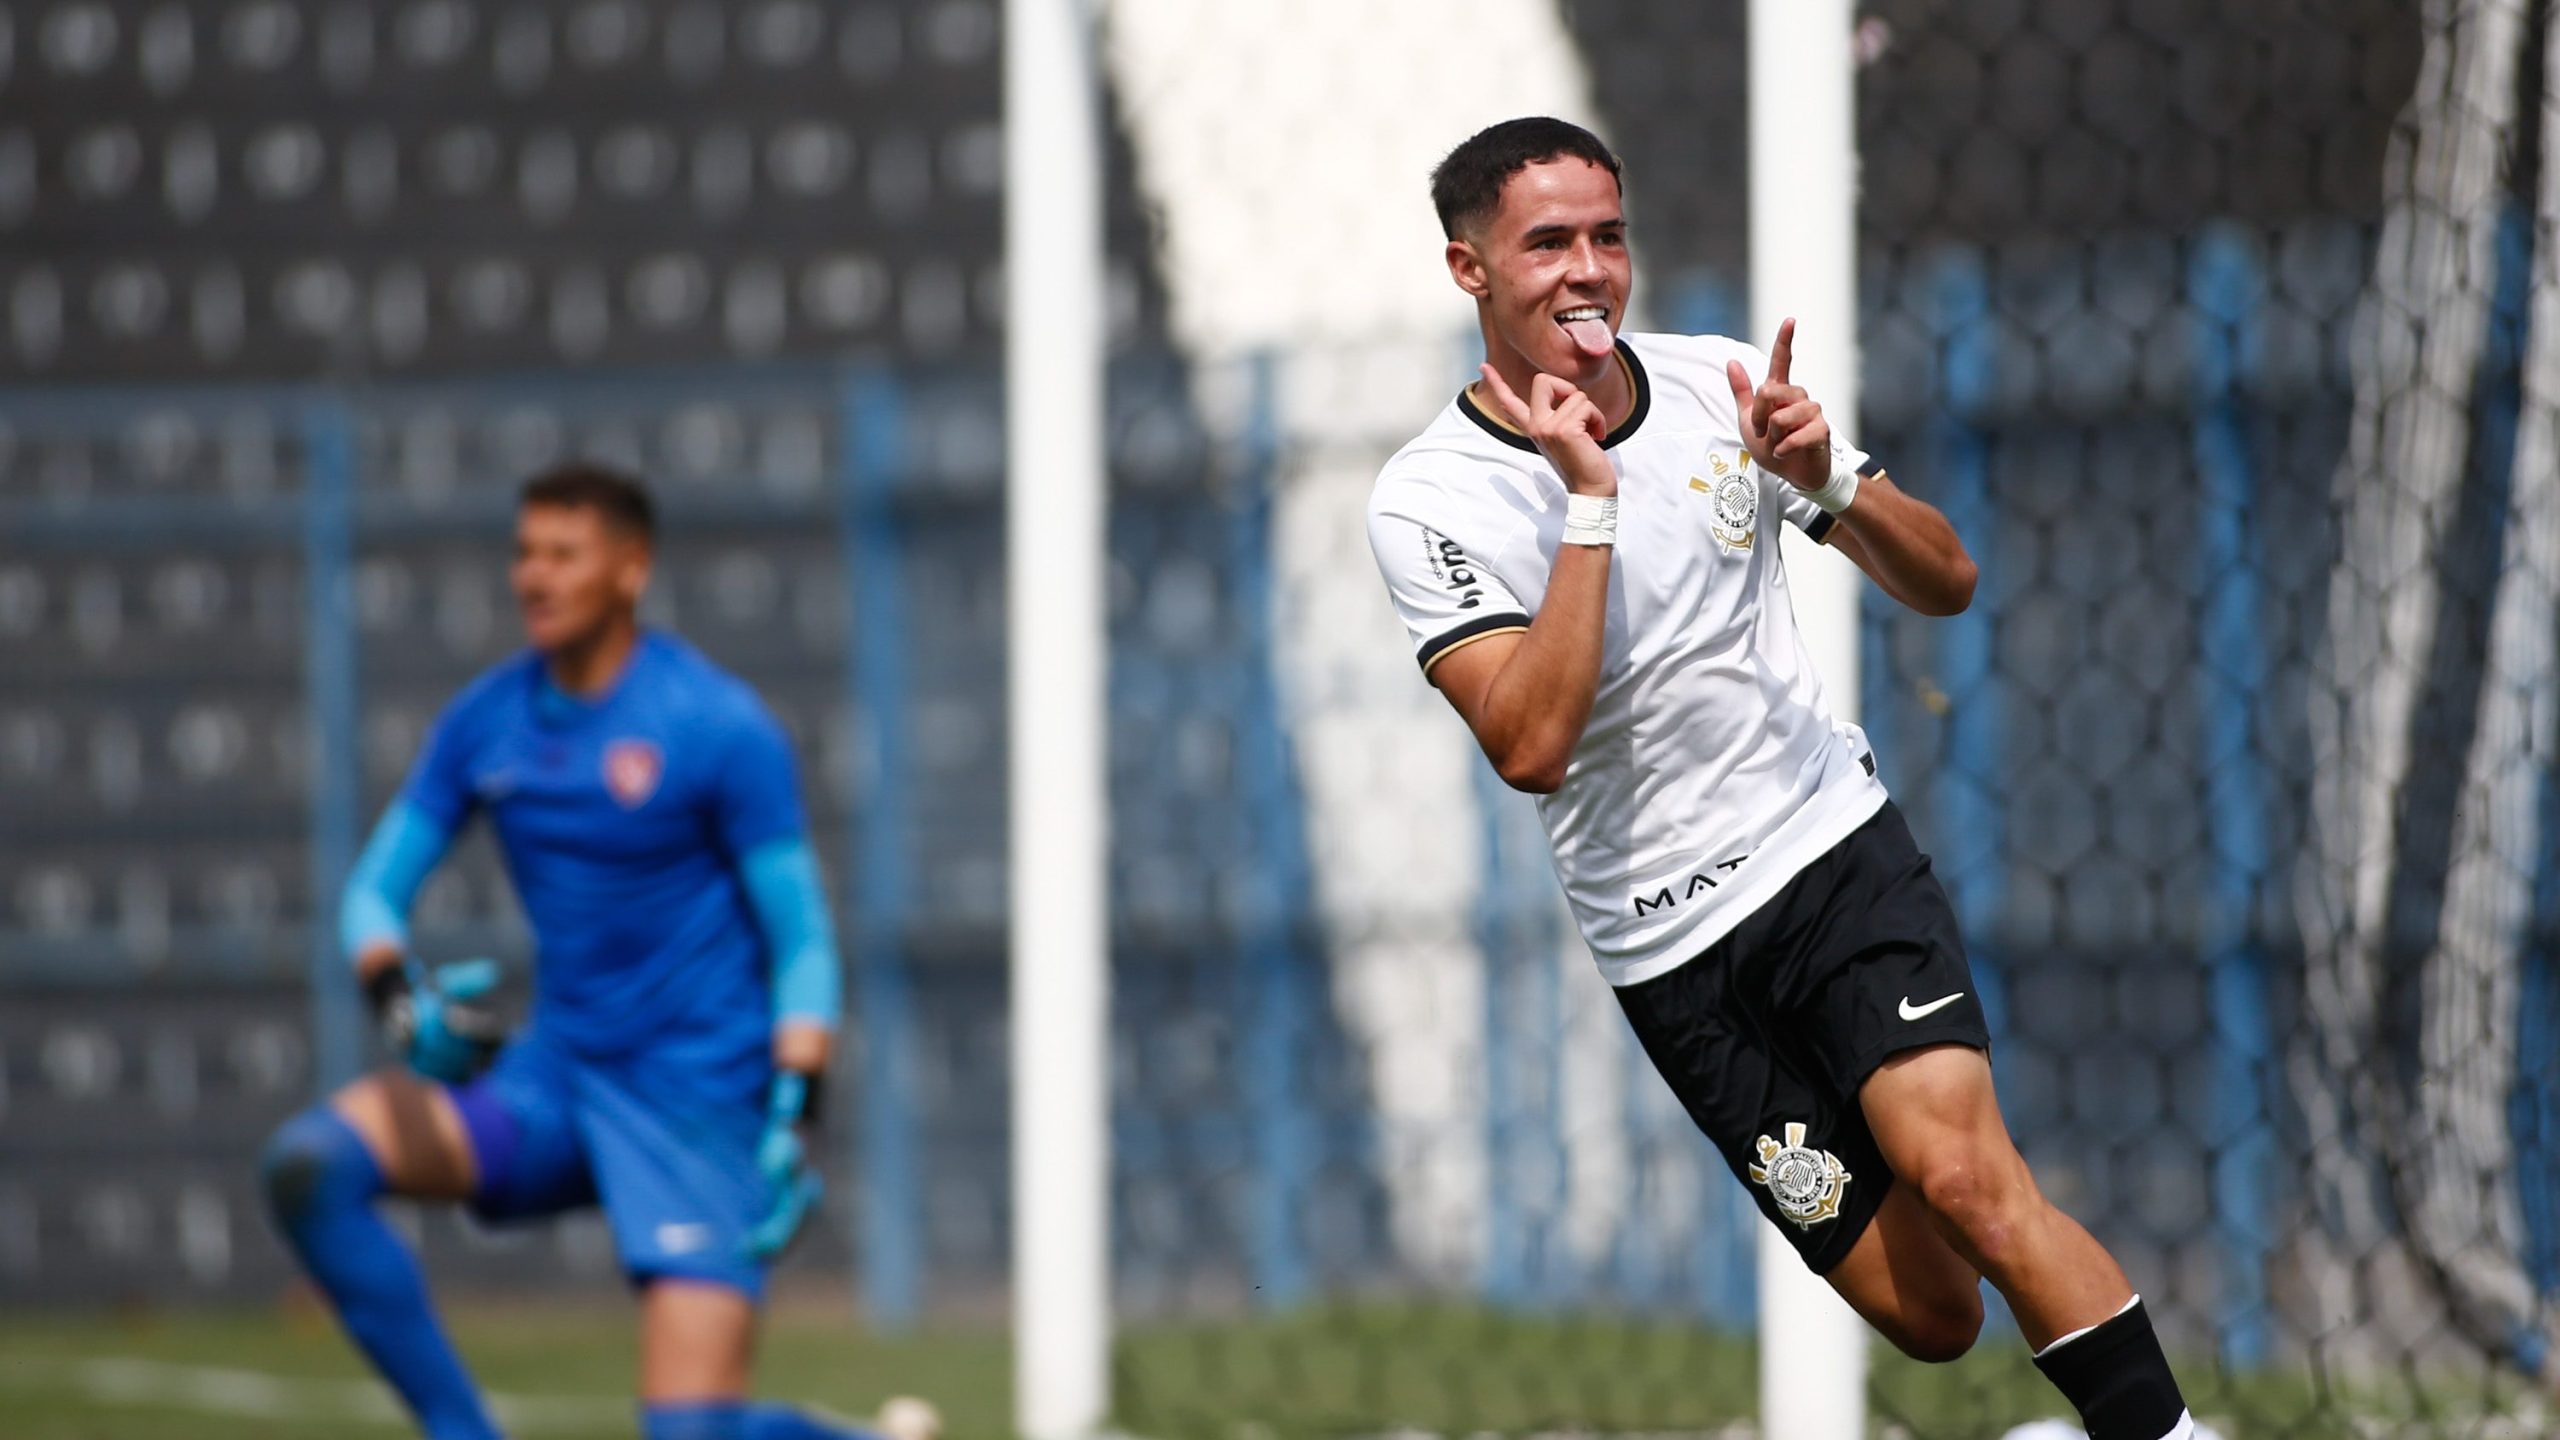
[1091,1,2560,1436]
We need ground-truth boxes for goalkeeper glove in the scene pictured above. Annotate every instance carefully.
[365,957,507,1084]
[743,1069,825,1260]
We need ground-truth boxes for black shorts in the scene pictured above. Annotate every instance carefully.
[1614,800,1989,1273]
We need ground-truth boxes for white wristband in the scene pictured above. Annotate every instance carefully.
[1803,462,1861,515]
[1561,492,1618,547]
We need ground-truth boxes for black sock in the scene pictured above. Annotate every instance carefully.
[2030,1296,2188,1440]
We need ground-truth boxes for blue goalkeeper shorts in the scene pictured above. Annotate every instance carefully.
[448,1024,773,1300]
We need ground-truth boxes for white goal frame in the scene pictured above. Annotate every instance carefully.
[1007,0,1110,1437]
[1751,2,1871,1438]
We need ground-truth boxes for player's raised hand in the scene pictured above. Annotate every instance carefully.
[1725,317,1832,491]
[367,956,506,1083]
[1479,364,1616,496]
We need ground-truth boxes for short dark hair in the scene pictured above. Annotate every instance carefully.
[1431,117,1623,239]
[519,460,655,543]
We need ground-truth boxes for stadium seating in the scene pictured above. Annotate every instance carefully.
[0,0,1014,1299]
[1,0,1004,382]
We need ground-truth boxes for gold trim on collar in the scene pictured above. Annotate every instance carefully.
[1466,347,1638,436]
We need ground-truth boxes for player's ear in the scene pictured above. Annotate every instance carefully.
[616,540,652,605]
[1446,236,1491,300]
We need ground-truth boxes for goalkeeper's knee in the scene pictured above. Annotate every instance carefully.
[259,1106,384,1228]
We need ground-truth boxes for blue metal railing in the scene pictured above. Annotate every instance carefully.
[2189,224,2275,1367]
[840,367,926,1328]
[1471,765,1569,1307]
[1232,351,1323,1307]
[300,399,364,1094]
[1927,250,2007,1055]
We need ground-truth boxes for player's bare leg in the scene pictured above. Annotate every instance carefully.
[1860,1043,2191,1440]
[636,1279,936,1438]
[330,1069,481,1199]
[1857,1044,2128,1345]
[1821,1178,1986,1362]
[260,1069,501,1440]
[640,1279,758,1400]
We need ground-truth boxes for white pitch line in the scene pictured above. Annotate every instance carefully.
[0,1355,631,1433]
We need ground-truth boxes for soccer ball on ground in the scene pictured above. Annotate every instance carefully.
[1997,1421,2227,1440]
[875,1394,944,1440]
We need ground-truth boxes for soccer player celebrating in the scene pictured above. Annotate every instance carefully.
[1367,118,2192,1440]
[260,465,932,1440]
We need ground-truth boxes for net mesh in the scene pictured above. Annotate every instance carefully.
[1101,1,2556,1436]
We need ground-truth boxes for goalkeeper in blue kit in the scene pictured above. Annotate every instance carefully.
[259,464,933,1440]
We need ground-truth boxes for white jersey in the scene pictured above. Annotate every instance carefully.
[1367,331,1890,987]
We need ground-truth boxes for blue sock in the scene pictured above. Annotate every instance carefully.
[643,1400,884,1440]
[260,1107,503,1440]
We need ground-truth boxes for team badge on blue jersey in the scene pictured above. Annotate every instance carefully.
[603,739,664,809]
[1749,1121,1851,1228]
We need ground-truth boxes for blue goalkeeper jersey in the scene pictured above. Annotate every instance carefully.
[399,631,807,1061]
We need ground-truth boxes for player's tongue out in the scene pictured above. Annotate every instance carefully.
[1557,307,1613,359]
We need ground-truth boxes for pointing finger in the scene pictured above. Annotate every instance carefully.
[1478,365,1534,429]
[1769,317,1795,386]
[1725,360,1758,434]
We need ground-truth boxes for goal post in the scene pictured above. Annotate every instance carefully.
[1750,2,1870,1437]
[1006,0,1111,1435]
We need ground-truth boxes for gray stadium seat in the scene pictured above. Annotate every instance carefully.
[4,0,1004,382]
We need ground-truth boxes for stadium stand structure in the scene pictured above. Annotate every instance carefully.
[0,0,1011,378]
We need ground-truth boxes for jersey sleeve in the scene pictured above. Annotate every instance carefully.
[1367,500,1532,677]
[711,694,810,858]
[339,799,456,958]
[398,691,484,830]
[740,836,843,1028]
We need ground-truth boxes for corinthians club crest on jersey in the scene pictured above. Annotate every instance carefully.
[1749,1121,1852,1229]
[602,738,664,810]
[1694,450,1757,551]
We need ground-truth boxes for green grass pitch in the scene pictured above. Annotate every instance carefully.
[0,1299,2534,1438]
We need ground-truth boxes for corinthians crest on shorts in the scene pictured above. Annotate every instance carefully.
[1749,1121,1852,1229]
